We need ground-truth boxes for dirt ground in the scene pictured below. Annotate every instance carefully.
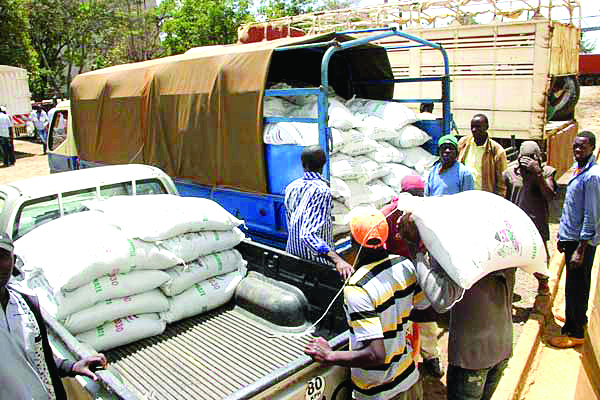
[5,86,600,399]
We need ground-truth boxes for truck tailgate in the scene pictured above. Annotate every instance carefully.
[105,304,310,400]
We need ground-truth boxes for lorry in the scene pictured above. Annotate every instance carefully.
[0,65,32,136]
[578,53,600,86]
[5,164,352,399]
[237,0,582,178]
[47,29,452,250]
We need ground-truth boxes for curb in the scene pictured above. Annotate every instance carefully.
[491,250,566,400]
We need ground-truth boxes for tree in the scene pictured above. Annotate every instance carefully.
[256,0,355,20]
[160,0,251,56]
[0,0,37,71]
[581,33,596,54]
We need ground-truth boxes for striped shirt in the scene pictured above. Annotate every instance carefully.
[344,255,430,400]
[284,171,333,265]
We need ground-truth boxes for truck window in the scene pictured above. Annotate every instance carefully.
[13,195,60,240]
[100,182,132,198]
[48,110,68,151]
[136,179,167,195]
[61,187,98,216]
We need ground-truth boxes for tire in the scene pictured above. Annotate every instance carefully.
[549,75,580,121]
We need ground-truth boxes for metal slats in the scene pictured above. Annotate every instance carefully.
[106,307,310,400]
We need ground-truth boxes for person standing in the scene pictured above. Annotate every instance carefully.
[550,131,600,348]
[503,141,556,299]
[0,233,107,399]
[409,134,474,379]
[0,106,15,167]
[29,104,49,154]
[458,114,508,197]
[304,210,463,400]
[284,145,353,280]
[426,134,474,196]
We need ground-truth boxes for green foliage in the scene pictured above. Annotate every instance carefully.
[0,0,37,70]
[581,33,596,54]
[160,0,251,56]
[256,0,354,20]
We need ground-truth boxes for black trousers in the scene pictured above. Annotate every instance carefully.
[0,137,11,166]
[560,241,596,338]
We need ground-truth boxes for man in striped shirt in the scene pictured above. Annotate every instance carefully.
[284,146,353,279]
[305,210,463,400]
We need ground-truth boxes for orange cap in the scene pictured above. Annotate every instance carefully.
[350,210,389,249]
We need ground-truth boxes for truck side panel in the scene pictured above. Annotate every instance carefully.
[372,20,578,139]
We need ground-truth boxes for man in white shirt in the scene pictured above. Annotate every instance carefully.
[29,104,49,154]
[0,106,15,167]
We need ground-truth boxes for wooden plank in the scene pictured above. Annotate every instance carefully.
[549,122,578,180]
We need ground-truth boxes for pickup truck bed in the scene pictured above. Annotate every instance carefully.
[46,240,349,400]
[106,305,311,399]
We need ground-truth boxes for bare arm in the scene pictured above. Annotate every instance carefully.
[305,337,386,367]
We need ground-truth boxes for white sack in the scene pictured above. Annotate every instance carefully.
[388,125,431,148]
[354,156,391,183]
[396,191,548,289]
[367,180,397,208]
[292,97,357,130]
[346,97,417,131]
[331,154,365,180]
[398,147,439,169]
[63,289,169,335]
[133,228,245,269]
[382,163,420,191]
[77,313,166,351]
[15,211,137,291]
[332,200,350,226]
[56,270,170,319]
[356,116,397,140]
[263,122,303,145]
[160,268,246,324]
[263,96,292,117]
[338,130,379,156]
[331,177,351,200]
[366,141,406,163]
[344,180,395,209]
[263,123,344,151]
[160,250,247,296]
[86,195,243,240]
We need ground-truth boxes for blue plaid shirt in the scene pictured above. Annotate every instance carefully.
[284,171,333,265]
[559,156,600,246]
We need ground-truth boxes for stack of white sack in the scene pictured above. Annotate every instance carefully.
[14,195,248,351]
[395,191,549,289]
[261,86,440,229]
[85,195,248,325]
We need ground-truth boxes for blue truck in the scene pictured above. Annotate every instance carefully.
[47,29,452,250]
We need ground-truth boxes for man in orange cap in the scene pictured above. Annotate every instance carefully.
[305,210,463,400]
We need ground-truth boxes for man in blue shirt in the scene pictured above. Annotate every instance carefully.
[551,131,600,348]
[285,146,353,280]
[425,134,474,196]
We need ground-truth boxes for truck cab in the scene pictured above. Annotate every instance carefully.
[47,100,79,173]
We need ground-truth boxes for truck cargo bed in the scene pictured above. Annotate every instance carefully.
[106,304,311,400]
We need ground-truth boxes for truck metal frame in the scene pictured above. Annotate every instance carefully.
[174,29,451,249]
[59,30,452,250]
[239,0,582,176]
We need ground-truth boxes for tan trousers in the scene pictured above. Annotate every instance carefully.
[389,380,423,400]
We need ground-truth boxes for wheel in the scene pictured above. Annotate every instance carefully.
[549,75,580,121]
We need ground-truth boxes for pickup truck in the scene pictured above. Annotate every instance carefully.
[46,29,452,251]
[6,164,351,400]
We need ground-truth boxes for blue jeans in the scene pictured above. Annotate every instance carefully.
[446,359,509,400]
[36,128,47,152]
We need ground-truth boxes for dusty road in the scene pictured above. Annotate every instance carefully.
[0,137,49,184]
[4,86,600,399]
